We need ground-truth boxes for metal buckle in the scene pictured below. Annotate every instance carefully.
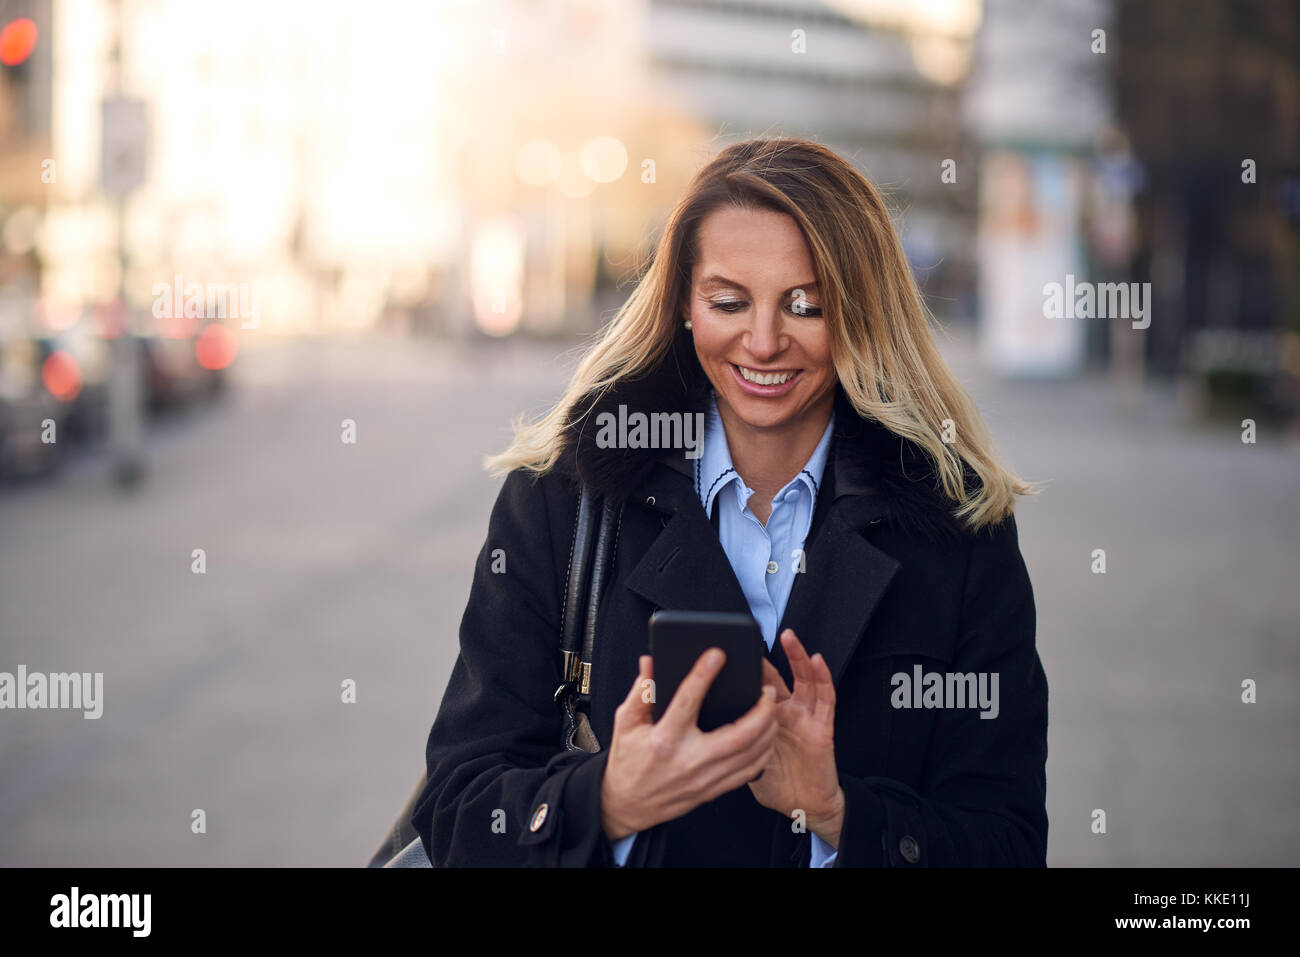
[561,649,581,683]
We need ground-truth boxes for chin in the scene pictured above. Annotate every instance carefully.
[718,389,806,431]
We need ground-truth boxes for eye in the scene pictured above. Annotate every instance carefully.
[708,299,747,313]
[787,299,822,317]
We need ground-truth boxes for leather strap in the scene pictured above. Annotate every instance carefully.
[580,500,620,699]
[560,488,598,684]
[372,483,620,865]
[558,486,622,751]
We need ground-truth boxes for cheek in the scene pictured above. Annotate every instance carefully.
[691,316,732,362]
[803,328,833,373]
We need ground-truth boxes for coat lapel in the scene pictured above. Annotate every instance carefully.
[775,486,900,690]
[622,430,903,693]
[624,500,753,618]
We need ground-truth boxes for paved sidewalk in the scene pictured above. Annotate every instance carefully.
[0,330,1295,865]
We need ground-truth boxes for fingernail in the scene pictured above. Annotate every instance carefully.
[707,649,724,666]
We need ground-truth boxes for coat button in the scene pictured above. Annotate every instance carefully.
[899,835,920,863]
[530,803,549,832]
[645,496,655,506]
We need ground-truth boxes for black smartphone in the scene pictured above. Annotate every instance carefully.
[648,610,764,732]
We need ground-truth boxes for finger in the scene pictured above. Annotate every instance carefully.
[698,686,778,764]
[810,651,837,726]
[739,714,780,767]
[761,657,792,701]
[781,629,819,709]
[697,721,779,803]
[615,655,656,730]
[749,740,777,782]
[712,740,778,800]
[660,647,726,734]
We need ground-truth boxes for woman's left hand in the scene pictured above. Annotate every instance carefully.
[747,628,846,849]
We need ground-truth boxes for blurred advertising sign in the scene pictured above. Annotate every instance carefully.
[977,151,1086,377]
[100,98,148,197]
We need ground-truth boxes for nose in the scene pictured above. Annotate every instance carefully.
[744,306,785,363]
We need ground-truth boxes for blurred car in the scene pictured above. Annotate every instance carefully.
[0,305,235,480]
[139,316,232,412]
[0,332,69,478]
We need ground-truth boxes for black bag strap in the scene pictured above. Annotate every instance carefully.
[371,481,622,866]
[556,484,621,750]
[581,499,621,699]
[559,486,598,686]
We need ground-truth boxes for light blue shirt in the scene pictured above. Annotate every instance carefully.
[611,394,839,867]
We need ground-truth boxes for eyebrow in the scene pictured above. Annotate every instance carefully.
[697,274,819,295]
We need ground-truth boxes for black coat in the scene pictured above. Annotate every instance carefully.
[412,343,1048,867]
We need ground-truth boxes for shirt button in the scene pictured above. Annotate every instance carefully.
[766,561,779,574]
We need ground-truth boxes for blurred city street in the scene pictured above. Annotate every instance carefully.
[1,327,1295,866]
[0,0,1295,889]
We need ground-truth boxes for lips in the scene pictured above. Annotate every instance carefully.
[736,365,796,385]
[730,362,801,397]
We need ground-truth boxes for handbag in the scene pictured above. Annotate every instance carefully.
[367,482,622,868]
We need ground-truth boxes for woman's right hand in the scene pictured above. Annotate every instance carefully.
[599,650,779,841]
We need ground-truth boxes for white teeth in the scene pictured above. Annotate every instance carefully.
[738,366,794,386]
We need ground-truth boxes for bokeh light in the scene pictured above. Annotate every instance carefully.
[0,17,38,66]
[195,323,238,370]
[41,349,82,401]
[578,136,627,184]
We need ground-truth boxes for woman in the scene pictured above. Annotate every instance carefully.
[411,137,1048,867]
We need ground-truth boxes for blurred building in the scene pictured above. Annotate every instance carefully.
[644,0,984,323]
[1113,0,1300,421]
[5,0,1293,425]
[965,0,1299,425]
[1,2,61,476]
[3,0,988,346]
[0,1,52,312]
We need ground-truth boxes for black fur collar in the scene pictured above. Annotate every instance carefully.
[554,327,981,541]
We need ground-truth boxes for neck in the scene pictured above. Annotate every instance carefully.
[715,393,834,504]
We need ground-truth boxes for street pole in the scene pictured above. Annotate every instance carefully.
[104,0,144,489]
[108,194,142,488]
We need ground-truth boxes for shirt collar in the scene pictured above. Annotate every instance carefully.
[695,392,835,518]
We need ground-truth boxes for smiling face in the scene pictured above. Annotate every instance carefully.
[684,204,838,441]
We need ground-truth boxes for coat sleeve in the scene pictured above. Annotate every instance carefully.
[410,469,618,867]
[833,512,1049,866]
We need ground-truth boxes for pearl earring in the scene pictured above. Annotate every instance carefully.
[683,320,692,329]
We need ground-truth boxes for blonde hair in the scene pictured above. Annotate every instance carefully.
[486,137,1036,530]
